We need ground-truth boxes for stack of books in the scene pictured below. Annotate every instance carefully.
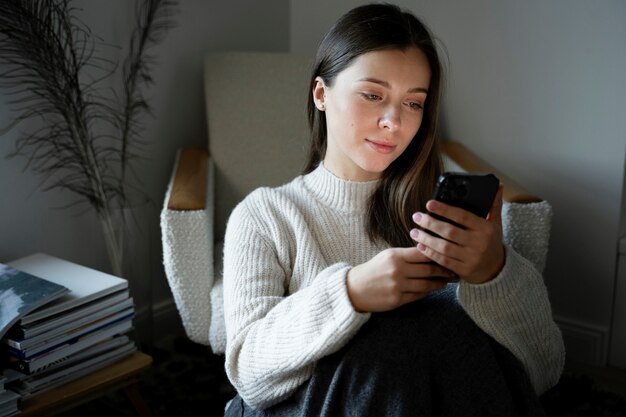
[0,253,137,400]
[0,374,19,417]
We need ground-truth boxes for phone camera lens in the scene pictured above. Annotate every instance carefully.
[452,184,468,199]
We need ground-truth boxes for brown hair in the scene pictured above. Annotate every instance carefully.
[304,3,444,247]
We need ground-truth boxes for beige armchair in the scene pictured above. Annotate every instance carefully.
[160,52,552,354]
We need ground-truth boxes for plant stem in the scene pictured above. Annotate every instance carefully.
[99,208,124,278]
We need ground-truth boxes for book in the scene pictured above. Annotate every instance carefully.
[11,342,135,400]
[6,307,134,357]
[15,335,135,395]
[0,263,69,341]
[6,290,131,340]
[4,298,133,351]
[0,368,25,387]
[24,334,132,378]
[0,390,19,417]
[0,336,130,396]
[7,253,128,325]
[9,318,133,374]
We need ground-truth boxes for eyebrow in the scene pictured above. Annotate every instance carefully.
[358,77,428,94]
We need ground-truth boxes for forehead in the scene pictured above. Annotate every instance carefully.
[338,48,431,89]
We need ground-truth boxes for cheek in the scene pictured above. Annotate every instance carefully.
[397,116,424,152]
[406,114,424,137]
[349,105,377,130]
[336,105,365,132]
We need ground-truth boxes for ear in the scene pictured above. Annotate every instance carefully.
[312,76,327,111]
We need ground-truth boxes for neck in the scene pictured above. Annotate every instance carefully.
[303,162,379,214]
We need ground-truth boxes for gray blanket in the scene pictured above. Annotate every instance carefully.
[225,285,546,417]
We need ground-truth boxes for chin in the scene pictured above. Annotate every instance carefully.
[358,161,392,179]
[365,155,398,171]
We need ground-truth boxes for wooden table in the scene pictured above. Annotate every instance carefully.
[18,351,153,417]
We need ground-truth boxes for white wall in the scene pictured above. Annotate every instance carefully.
[291,0,626,365]
[0,0,289,343]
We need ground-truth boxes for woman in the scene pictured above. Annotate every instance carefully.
[223,3,564,416]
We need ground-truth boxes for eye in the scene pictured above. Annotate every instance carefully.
[361,93,382,101]
[405,101,424,111]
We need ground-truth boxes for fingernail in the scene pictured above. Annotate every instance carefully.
[410,228,419,239]
[412,212,422,223]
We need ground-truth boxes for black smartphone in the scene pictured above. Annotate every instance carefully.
[428,172,500,231]
[418,172,500,282]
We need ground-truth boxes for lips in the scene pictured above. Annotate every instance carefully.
[365,139,397,154]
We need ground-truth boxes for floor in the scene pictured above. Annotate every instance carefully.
[541,360,626,417]
[49,337,626,417]
[564,360,626,400]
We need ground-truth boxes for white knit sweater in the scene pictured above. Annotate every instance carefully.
[223,163,565,410]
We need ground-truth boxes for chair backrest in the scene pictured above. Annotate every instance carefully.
[204,52,313,239]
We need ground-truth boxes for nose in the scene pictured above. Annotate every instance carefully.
[378,105,401,131]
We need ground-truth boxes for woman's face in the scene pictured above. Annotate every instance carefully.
[313,47,431,182]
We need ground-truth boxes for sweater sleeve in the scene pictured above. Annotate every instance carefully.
[222,200,370,410]
[457,246,565,395]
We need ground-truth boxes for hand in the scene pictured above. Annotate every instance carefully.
[346,247,456,313]
[409,185,506,284]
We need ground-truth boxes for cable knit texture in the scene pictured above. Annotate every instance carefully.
[222,163,565,410]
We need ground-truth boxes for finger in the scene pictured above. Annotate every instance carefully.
[416,241,465,274]
[402,258,457,280]
[411,213,469,247]
[401,278,448,294]
[394,246,433,264]
[486,184,504,222]
[410,228,465,262]
[424,200,481,230]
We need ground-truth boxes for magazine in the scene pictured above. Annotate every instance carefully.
[0,263,68,340]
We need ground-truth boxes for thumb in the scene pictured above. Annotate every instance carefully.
[397,246,431,263]
[486,184,504,223]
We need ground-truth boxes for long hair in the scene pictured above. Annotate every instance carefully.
[304,3,445,247]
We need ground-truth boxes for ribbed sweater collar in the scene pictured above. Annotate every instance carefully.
[302,162,379,214]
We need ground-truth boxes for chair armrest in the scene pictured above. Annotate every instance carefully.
[161,147,214,347]
[167,147,209,210]
[442,141,542,204]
